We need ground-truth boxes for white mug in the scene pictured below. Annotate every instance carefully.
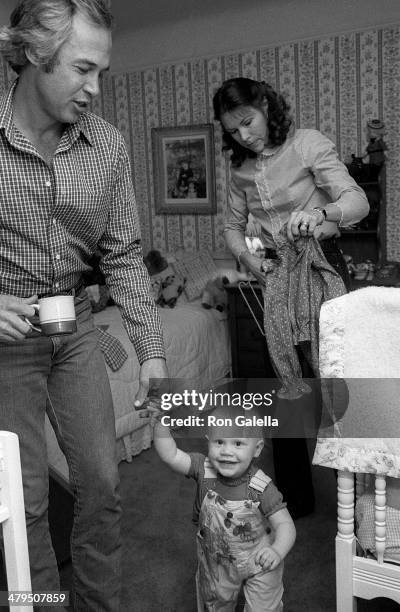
[32,295,77,336]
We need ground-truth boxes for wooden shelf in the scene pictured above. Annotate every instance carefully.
[338,164,386,263]
[341,229,377,235]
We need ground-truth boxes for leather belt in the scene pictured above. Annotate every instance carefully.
[37,282,84,299]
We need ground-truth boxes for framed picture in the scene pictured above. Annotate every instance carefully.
[152,124,216,214]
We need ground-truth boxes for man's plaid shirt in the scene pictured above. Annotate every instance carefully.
[0,81,165,363]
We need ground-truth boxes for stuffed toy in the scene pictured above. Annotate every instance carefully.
[343,254,356,277]
[157,274,186,308]
[201,268,254,312]
[353,260,375,282]
[201,277,228,312]
[83,250,114,312]
[214,268,251,284]
[143,249,169,276]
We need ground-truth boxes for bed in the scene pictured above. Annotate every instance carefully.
[46,250,233,487]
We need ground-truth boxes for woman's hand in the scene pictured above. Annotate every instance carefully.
[286,209,324,242]
[239,252,272,285]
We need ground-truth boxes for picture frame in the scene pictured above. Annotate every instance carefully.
[151,124,216,214]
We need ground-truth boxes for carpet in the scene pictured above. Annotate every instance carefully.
[33,439,400,611]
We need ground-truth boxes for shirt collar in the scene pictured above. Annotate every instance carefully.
[258,143,282,159]
[0,78,93,148]
[0,79,18,140]
[67,112,93,146]
[258,125,296,159]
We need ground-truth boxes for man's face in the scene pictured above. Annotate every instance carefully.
[32,12,111,124]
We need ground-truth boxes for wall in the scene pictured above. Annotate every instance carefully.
[111,0,400,73]
[0,1,16,25]
[0,10,399,261]
[98,25,400,261]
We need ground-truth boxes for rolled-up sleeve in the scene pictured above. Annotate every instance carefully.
[224,172,250,258]
[98,138,165,364]
[301,130,369,226]
[259,481,287,518]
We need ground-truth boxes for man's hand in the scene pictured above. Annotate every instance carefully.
[0,295,38,342]
[134,357,168,409]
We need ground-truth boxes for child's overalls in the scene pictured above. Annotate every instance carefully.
[196,459,284,611]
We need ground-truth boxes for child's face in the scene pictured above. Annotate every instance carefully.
[207,431,263,479]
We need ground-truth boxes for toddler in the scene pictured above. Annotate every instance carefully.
[151,404,296,611]
[356,476,400,564]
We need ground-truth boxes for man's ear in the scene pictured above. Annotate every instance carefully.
[25,47,39,66]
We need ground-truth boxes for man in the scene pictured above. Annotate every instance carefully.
[0,1,167,610]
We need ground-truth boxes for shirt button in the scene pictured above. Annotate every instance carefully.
[45,180,51,187]
[52,218,57,225]
[55,253,61,260]
[54,282,60,289]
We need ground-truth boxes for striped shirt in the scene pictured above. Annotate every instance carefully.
[0,80,165,363]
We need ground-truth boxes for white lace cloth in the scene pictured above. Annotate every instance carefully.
[313,287,400,478]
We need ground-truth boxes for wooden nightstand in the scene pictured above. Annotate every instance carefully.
[339,163,386,266]
[226,283,275,378]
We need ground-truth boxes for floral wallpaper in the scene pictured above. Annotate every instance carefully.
[1,26,399,260]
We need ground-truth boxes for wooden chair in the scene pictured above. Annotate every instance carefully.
[336,471,400,610]
[312,287,400,611]
[0,431,32,612]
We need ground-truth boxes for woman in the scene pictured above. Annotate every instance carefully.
[213,77,369,517]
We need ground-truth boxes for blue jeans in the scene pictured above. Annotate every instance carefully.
[0,292,121,611]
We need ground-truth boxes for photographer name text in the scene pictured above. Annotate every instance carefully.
[160,414,279,428]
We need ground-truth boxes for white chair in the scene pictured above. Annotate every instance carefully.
[312,286,400,611]
[0,431,32,612]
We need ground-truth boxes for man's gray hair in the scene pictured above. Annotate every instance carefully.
[0,0,113,74]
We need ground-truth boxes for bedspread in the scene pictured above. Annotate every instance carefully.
[93,303,231,432]
[47,301,231,485]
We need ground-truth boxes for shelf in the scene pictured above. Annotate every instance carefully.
[340,229,377,235]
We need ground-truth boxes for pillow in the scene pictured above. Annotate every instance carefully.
[86,284,112,313]
[172,249,218,301]
[157,274,187,308]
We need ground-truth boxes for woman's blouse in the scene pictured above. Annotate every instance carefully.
[224,128,369,253]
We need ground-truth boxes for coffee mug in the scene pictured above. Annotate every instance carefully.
[32,295,77,336]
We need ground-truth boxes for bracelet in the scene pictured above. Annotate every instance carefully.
[237,249,249,265]
[332,202,344,227]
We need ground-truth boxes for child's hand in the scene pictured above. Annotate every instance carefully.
[254,546,282,571]
[138,397,162,425]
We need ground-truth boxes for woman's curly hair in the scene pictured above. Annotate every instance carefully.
[212,78,292,167]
